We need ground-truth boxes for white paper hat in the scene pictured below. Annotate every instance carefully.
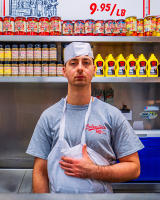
[64,42,94,64]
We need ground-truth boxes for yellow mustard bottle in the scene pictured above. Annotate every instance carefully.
[115,54,126,77]
[126,54,137,77]
[137,54,148,77]
[104,54,116,77]
[147,54,158,77]
[94,54,104,77]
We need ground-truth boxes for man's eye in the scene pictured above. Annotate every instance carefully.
[71,62,76,65]
[83,62,90,65]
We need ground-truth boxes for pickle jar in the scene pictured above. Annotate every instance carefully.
[125,16,137,36]
[144,16,156,36]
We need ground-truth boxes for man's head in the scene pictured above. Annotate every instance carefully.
[63,42,95,87]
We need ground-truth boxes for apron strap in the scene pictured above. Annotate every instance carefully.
[59,96,93,143]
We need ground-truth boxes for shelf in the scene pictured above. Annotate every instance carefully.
[0,77,159,83]
[135,130,160,137]
[0,36,160,43]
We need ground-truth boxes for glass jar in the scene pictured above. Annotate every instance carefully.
[27,43,34,61]
[27,17,39,35]
[156,16,160,36]
[15,17,26,35]
[39,17,50,35]
[4,61,12,76]
[137,18,144,36]
[26,61,33,76]
[0,44,4,61]
[94,20,105,36]
[12,44,19,61]
[4,44,12,61]
[74,20,85,36]
[42,61,48,76]
[3,17,14,35]
[105,20,116,36]
[0,61,3,76]
[116,19,126,36]
[42,44,49,61]
[144,16,157,36]
[19,44,26,61]
[12,61,19,76]
[62,20,73,35]
[34,61,41,76]
[50,16,62,35]
[19,61,26,76]
[49,60,57,76]
[85,19,95,36]
[49,43,57,61]
[34,43,41,61]
[0,17,3,35]
[57,61,64,76]
[125,16,137,36]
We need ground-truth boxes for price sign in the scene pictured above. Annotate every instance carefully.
[1,0,144,19]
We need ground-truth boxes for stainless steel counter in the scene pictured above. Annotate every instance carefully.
[0,193,160,200]
[0,169,160,193]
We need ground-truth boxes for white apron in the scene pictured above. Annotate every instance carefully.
[47,97,113,193]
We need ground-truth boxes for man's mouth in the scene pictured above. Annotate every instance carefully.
[75,76,85,79]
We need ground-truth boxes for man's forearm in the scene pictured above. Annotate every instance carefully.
[89,161,140,183]
[32,169,50,193]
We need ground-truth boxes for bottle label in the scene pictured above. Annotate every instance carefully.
[19,66,25,75]
[49,49,57,60]
[96,61,103,75]
[26,66,33,75]
[49,66,56,76]
[12,66,19,75]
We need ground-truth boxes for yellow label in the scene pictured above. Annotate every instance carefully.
[0,50,4,59]
[4,67,11,75]
[0,65,3,75]
[5,50,12,60]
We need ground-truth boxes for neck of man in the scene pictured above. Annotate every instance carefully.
[67,84,92,105]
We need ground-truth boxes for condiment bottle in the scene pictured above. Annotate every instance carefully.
[104,54,116,77]
[49,43,57,61]
[147,54,158,77]
[0,61,3,76]
[137,54,148,77]
[34,43,41,61]
[4,61,12,76]
[5,44,12,61]
[12,44,19,61]
[42,61,48,76]
[34,61,41,76]
[12,61,19,76]
[126,54,137,77]
[42,44,49,61]
[19,44,26,61]
[94,54,105,77]
[57,61,64,76]
[49,61,57,76]
[27,43,34,61]
[26,61,33,76]
[0,44,4,61]
[19,61,26,76]
[115,54,126,77]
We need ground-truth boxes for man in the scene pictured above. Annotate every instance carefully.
[26,42,144,193]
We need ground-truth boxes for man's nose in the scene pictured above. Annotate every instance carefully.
[77,62,83,72]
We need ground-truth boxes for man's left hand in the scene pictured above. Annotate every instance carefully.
[59,144,96,178]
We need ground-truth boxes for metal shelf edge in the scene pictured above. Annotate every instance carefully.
[0,77,159,83]
[0,36,160,42]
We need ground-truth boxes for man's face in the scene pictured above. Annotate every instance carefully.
[63,56,95,87]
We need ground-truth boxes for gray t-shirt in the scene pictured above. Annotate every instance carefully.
[26,97,144,164]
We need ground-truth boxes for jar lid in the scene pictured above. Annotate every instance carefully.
[42,61,48,64]
[50,16,61,20]
[20,44,26,48]
[34,61,41,64]
[27,61,33,64]
[34,44,41,48]
[12,44,18,48]
[57,61,64,64]
[12,61,18,64]
[42,44,48,48]
[19,61,26,64]
[5,44,11,48]
[27,43,33,48]
[0,44,3,48]
[49,43,56,48]
[4,61,12,64]
[0,61,3,64]
[49,61,57,64]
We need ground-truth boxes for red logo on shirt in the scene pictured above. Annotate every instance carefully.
[86,124,106,134]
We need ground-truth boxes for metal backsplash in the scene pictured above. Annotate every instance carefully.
[0,82,159,168]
